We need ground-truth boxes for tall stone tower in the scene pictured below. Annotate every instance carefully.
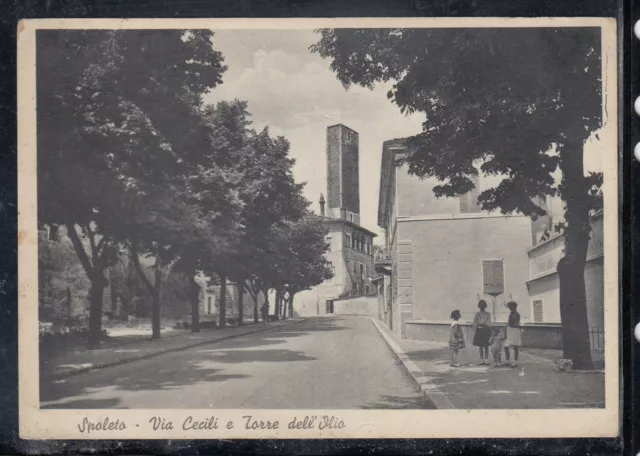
[326,124,360,225]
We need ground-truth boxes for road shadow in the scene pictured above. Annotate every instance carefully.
[42,397,127,409]
[360,394,433,410]
[40,325,323,408]
[39,316,358,409]
[196,348,316,364]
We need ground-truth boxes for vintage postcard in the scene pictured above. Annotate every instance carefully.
[18,17,619,439]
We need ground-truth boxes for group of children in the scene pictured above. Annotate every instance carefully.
[449,300,522,368]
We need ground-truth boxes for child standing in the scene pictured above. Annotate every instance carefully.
[504,301,522,368]
[449,310,465,367]
[489,326,506,367]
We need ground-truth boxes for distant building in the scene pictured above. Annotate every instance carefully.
[326,123,361,224]
[527,196,604,331]
[294,124,376,316]
[375,139,533,338]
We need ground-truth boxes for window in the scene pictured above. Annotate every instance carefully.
[325,236,332,250]
[364,263,369,278]
[326,261,334,284]
[207,296,212,315]
[482,259,504,295]
[351,236,356,249]
[359,263,364,278]
[532,300,544,323]
[460,174,481,214]
[345,234,351,249]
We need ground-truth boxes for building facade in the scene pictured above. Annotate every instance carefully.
[528,196,604,331]
[376,139,533,338]
[294,124,376,316]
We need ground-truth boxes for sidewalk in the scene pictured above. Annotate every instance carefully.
[41,319,304,380]
[370,318,605,410]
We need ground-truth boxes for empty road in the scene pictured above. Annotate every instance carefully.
[41,316,430,409]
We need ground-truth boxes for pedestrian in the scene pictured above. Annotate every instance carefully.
[503,301,522,367]
[489,326,506,367]
[449,309,465,367]
[472,299,492,365]
[260,302,269,326]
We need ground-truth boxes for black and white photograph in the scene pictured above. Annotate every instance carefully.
[18,18,618,439]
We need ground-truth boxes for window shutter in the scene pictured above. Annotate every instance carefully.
[460,193,470,213]
[482,260,495,294]
[460,175,481,213]
[482,259,504,295]
[493,260,504,293]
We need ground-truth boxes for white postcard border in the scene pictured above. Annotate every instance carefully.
[18,17,619,440]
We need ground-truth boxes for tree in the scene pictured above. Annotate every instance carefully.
[38,226,91,323]
[211,121,308,326]
[312,28,603,369]
[37,30,227,348]
[269,215,333,319]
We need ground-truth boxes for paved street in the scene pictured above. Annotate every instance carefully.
[41,316,430,410]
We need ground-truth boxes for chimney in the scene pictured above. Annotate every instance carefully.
[319,193,325,216]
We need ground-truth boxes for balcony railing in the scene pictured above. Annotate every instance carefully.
[374,252,392,264]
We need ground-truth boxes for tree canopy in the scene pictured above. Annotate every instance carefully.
[311,28,603,216]
[37,29,328,346]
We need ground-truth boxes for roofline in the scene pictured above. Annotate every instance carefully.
[378,138,411,229]
[319,215,378,237]
[327,123,359,134]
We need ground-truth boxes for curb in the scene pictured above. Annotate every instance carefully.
[47,319,306,380]
[369,317,456,410]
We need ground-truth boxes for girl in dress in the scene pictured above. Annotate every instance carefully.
[449,309,465,367]
[472,300,492,365]
[504,301,522,367]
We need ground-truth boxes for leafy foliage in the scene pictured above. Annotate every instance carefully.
[37,30,228,347]
[311,28,602,216]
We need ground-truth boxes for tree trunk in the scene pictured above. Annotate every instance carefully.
[219,273,227,329]
[109,268,117,315]
[87,280,105,349]
[275,289,282,320]
[65,223,107,349]
[66,286,72,326]
[188,272,200,333]
[151,260,162,340]
[263,290,269,322]
[253,295,259,324]
[557,139,594,370]
[288,293,295,318]
[129,247,163,340]
[281,292,287,320]
[238,283,244,326]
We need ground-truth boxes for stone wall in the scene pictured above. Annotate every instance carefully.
[403,320,564,349]
[332,296,378,317]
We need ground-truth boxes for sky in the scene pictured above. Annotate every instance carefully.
[203,29,425,242]
[203,29,607,243]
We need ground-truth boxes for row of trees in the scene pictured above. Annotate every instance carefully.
[312,27,604,369]
[38,30,332,349]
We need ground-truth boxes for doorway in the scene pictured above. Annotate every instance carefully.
[325,300,334,314]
